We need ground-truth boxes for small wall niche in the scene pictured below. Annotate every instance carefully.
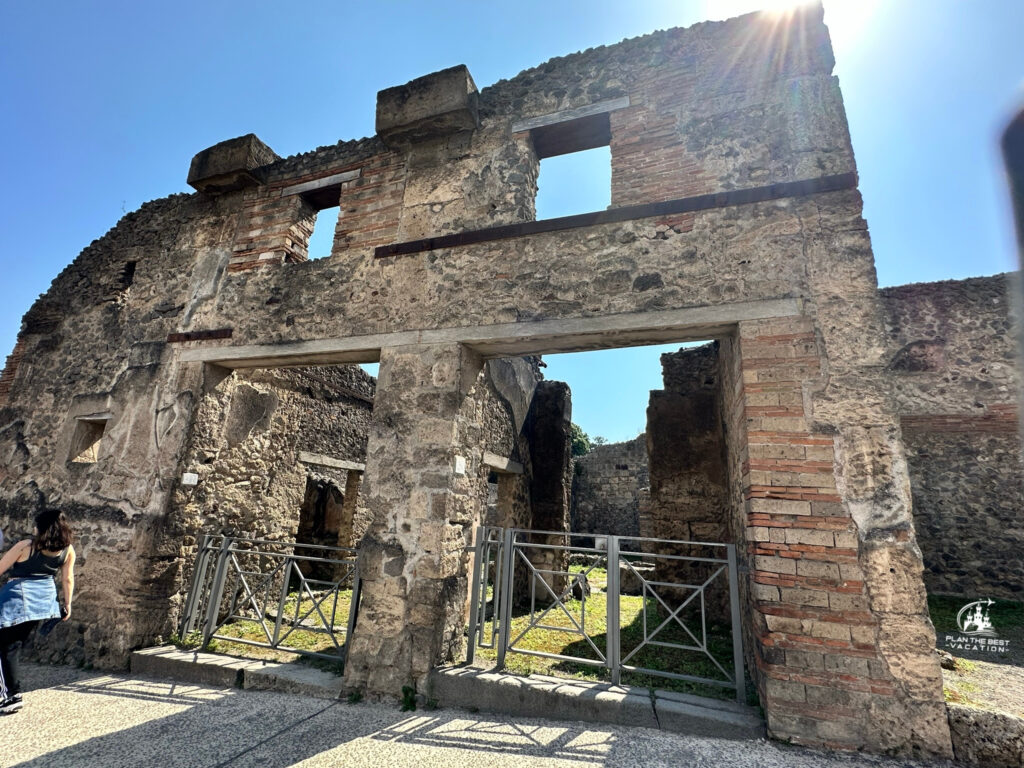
[69,417,109,464]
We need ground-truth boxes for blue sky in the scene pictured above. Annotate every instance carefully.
[1,1,1022,443]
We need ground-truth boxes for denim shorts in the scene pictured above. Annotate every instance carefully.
[0,577,61,628]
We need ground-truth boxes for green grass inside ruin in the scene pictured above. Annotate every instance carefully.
[174,589,352,675]
[472,565,752,704]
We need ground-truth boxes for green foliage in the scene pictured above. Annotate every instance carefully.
[401,685,417,712]
[570,423,591,456]
[347,689,363,704]
[591,435,607,446]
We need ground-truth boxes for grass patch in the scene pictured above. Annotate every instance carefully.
[173,588,352,674]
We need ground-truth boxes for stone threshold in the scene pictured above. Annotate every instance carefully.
[427,664,765,741]
[130,645,346,700]
[130,647,764,741]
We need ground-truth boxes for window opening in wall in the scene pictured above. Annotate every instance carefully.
[69,417,108,464]
[306,205,339,261]
[121,261,137,289]
[535,146,611,219]
[530,109,613,220]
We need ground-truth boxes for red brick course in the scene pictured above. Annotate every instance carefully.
[728,316,913,743]
[0,337,26,405]
[228,152,406,272]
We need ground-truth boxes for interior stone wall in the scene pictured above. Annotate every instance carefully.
[647,343,732,623]
[880,276,1023,599]
[571,435,648,541]
[647,343,730,545]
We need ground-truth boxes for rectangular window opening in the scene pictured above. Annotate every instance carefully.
[536,145,611,220]
[121,261,137,289]
[306,205,339,261]
[69,417,108,464]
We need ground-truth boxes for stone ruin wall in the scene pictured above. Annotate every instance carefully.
[647,343,730,546]
[880,275,1023,600]
[570,434,648,541]
[572,280,1024,605]
[177,364,375,543]
[0,7,986,756]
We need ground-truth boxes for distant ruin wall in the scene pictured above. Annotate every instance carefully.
[648,343,730,545]
[571,434,647,539]
[176,365,374,544]
[880,276,1023,599]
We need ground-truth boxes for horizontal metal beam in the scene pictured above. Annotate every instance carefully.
[374,173,858,259]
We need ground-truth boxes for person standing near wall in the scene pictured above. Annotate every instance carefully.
[0,509,75,714]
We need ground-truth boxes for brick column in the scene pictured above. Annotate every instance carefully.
[343,343,484,697]
[723,317,952,756]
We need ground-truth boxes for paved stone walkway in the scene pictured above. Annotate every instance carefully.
[2,664,961,768]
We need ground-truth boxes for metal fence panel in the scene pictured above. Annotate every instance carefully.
[179,534,360,663]
[468,526,746,702]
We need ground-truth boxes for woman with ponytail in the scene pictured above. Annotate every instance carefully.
[0,509,76,715]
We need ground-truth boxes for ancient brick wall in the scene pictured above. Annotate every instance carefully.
[880,276,1023,599]
[571,435,647,539]
[0,7,968,756]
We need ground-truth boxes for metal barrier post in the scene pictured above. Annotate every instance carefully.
[272,558,293,645]
[180,533,210,636]
[342,567,361,663]
[726,544,745,703]
[606,535,621,685]
[202,536,233,646]
[466,526,485,664]
[496,527,515,669]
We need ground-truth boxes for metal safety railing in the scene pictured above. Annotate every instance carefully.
[467,527,745,702]
[179,534,361,662]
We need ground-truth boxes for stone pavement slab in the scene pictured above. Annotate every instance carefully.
[1,664,961,768]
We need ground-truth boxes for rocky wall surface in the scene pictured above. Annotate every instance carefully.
[880,276,1023,599]
[174,365,374,544]
[0,192,237,667]
[571,435,647,540]
[648,343,730,545]
[647,343,732,623]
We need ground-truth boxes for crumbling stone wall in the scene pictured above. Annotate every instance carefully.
[174,364,374,548]
[647,343,732,623]
[571,435,648,540]
[880,276,1023,599]
[0,6,975,757]
[648,343,730,545]
[0,192,235,668]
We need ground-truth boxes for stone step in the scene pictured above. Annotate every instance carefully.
[427,665,764,741]
[130,645,345,700]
